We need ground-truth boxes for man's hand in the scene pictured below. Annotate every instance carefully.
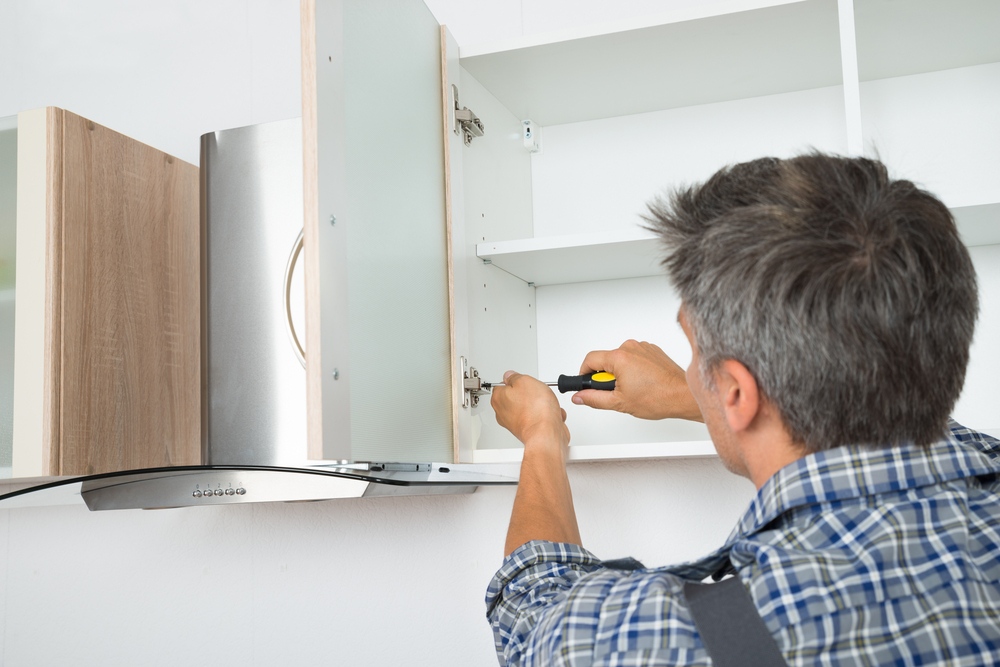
[492,371,580,556]
[491,371,570,452]
[573,340,703,422]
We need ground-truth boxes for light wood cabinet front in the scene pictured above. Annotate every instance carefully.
[12,107,201,477]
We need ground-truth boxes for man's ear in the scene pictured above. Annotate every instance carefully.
[712,360,761,433]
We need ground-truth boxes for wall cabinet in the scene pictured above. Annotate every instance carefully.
[2,108,201,478]
[302,0,1000,466]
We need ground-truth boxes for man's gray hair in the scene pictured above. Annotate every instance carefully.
[646,153,978,451]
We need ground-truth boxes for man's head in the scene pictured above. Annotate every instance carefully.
[646,153,978,453]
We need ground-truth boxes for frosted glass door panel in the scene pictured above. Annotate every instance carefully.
[313,0,452,462]
[0,115,16,477]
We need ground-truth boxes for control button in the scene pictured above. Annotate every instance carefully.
[192,490,202,498]
[213,488,224,496]
[225,488,235,496]
[236,488,246,495]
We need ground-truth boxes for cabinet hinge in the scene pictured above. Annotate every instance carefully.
[452,85,485,146]
[460,356,490,408]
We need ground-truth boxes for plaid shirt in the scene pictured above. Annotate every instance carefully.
[486,421,1000,666]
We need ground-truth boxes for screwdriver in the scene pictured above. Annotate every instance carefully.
[483,371,616,393]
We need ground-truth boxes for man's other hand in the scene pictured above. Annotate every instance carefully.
[491,371,570,451]
[574,340,703,422]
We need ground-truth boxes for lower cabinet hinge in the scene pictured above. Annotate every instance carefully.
[461,356,490,408]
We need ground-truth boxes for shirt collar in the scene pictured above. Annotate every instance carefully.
[726,421,1000,544]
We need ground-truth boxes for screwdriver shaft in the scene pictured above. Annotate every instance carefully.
[484,373,615,393]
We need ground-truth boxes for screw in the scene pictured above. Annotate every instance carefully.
[333,368,340,380]
[330,215,337,226]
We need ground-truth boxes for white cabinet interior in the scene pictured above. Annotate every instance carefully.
[450,0,1000,463]
[306,0,1000,465]
[854,0,1000,246]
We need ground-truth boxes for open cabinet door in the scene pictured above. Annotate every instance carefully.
[301,0,455,463]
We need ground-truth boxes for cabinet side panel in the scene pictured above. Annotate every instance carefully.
[457,67,538,453]
[11,107,61,477]
[173,135,202,469]
[441,27,460,462]
[301,0,326,461]
[0,120,14,474]
[44,109,63,476]
[58,111,200,475]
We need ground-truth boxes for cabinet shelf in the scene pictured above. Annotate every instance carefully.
[478,228,661,286]
[478,203,1000,287]
[472,439,717,464]
[459,0,841,127]
[955,204,1000,248]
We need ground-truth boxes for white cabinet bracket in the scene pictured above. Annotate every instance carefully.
[522,119,541,153]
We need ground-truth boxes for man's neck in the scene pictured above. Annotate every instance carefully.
[739,412,808,489]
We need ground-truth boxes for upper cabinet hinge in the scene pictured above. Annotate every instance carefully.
[452,84,484,146]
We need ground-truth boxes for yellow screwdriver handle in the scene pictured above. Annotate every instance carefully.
[556,371,616,393]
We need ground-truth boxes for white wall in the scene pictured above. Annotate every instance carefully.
[0,459,750,666]
[0,0,303,164]
[0,2,755,665]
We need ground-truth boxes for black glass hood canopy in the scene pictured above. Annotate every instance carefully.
[0,462,519,511]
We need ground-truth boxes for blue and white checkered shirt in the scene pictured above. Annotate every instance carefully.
[486,421,1000,666]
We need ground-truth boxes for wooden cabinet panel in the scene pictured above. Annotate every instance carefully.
[12,108,200,476]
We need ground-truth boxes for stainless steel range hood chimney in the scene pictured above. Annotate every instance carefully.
[191,116,517,503]
[0,118,516,511]
[201,116,312,469]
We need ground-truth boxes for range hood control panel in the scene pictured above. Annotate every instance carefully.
[192,486,246,498]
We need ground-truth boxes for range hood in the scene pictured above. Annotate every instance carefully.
[0,462,518,511]
[0,118,518,511]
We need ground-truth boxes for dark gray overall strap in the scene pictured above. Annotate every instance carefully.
[683,575,788,667]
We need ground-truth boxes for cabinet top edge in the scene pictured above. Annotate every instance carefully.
[459,0,816,59]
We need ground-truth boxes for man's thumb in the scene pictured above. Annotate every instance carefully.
[572,389,618,411]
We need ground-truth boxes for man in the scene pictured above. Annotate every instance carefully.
[486,153,1000,666]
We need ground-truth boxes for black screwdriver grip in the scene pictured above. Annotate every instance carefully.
[557,372,616,393]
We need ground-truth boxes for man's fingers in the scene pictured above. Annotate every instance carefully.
[572,388,620,412]
[579,350,613,375]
